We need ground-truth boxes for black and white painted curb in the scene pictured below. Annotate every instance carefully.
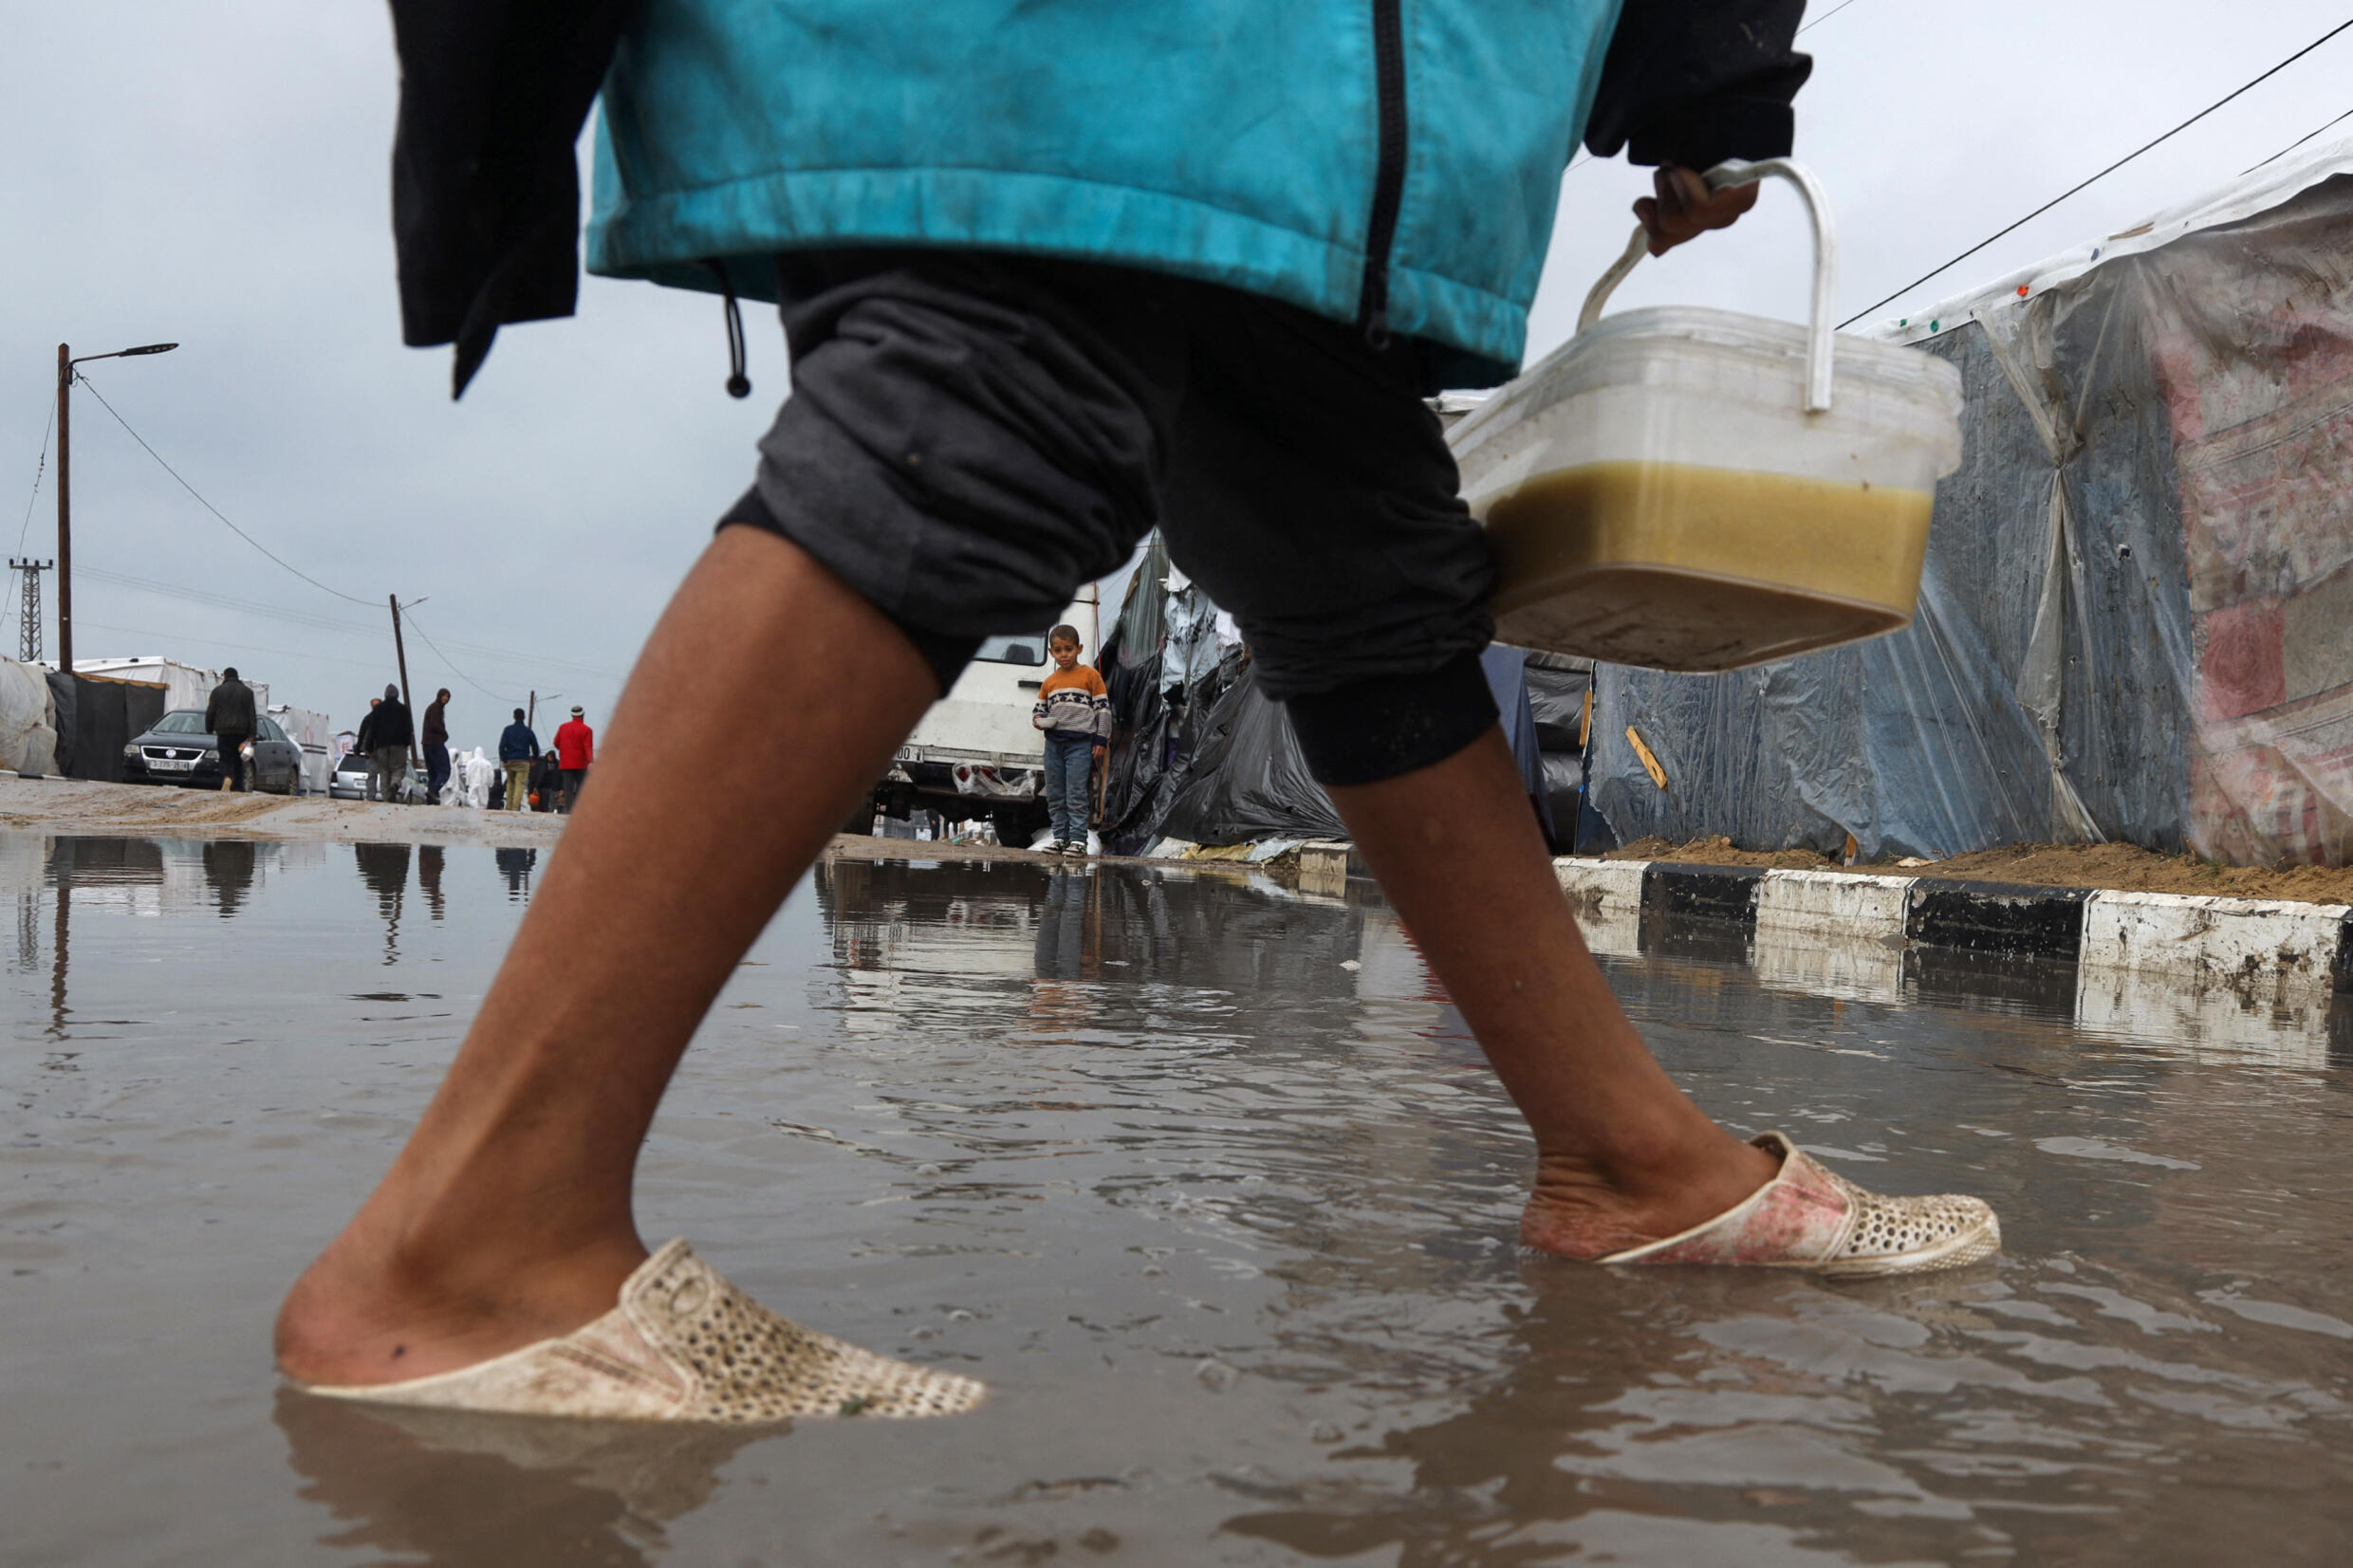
[1554,857,2351,1059]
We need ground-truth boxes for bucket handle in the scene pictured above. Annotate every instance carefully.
[1575,157,1839,414]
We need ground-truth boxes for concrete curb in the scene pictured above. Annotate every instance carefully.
[1554,857,2353,999]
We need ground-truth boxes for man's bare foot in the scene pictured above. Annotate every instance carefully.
[1519,1133,1781,1260]
[275,1226,649,1388]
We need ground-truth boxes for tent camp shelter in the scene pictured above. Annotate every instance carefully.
[1576,138,2353,866]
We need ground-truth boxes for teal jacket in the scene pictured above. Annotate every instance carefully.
[386,0,1808,393]
[589,1,1621,380]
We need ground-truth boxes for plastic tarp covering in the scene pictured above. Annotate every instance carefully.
[1585,160,2353,865]
[1157,657,1347,845]
[1159,564,1228,698]
[0,660,58,775]
[1482,646,1555,842]
[1100,538,1261,850]
[46,672,76,777]
[1522,658,1591,751]
[50,675,165,784]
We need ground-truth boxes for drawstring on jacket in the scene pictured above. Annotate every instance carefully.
[703,260,752,398]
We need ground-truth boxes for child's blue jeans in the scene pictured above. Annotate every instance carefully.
[1042,735,1094,845]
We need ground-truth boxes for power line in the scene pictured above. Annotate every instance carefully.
[68,371,380,606]
[79,564,383,638]
[71,619,406,675]
[80,563,625,680]
[65,360,629,692]
[15,404,52,557]
[1841,16,2353,328]
[398,601,518,706]
[395,623,622,682]
[2245,104,2353,173]
[1796,0,1864,33]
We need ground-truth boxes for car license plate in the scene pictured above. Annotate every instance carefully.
[150,758,192,772]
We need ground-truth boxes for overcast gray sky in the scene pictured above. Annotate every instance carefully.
[7,0,2350,749]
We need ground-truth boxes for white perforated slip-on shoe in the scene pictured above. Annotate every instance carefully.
[1599,1133,2000,1277]
[291,1239,986,1423]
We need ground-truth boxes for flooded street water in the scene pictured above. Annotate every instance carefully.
[4,834,2350,1565]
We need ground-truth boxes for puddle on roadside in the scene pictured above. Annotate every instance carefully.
[1,835,2348,1564]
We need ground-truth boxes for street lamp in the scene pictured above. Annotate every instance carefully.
[56,341,177,673]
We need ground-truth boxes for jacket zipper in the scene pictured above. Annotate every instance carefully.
[1359,0,1408,348]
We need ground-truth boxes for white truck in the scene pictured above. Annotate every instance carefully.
[867,587,1101,841]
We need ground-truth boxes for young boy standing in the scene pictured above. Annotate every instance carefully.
[1032,624,1108,856]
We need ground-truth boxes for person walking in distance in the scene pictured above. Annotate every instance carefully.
[279,0,2000,1423]
[363,684,414,804]
[422,688,454,804]
[554,705,594,813]
[205,666,258,794]
[498,708,540,812]
[352,698,381,800]
[1032,624,1108,855]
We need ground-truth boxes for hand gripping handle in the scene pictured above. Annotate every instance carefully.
[1574,158,1839,413]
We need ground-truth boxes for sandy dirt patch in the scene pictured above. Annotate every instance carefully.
[0,777,567,849]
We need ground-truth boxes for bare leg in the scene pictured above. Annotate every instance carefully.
[275,528,938,1386]
[1327,729,1777,1259]
[278,530,1767,1386]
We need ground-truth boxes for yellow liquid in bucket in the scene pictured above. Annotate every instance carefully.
[1484,461,1934,672]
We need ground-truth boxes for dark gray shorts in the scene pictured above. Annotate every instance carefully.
[723,250,1499,785]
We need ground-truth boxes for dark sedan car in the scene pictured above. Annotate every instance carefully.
[121,710,304,794]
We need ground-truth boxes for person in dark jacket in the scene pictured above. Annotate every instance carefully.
[421,688,453,803]
[280,3,1996,1414]
[528,747,564,813]
[359,684,414,803]
[204,667,257,793]
[497,708,539,813]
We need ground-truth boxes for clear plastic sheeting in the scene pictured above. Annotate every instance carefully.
[1587,152,2353,865]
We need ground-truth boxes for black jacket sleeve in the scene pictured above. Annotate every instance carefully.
[387,0,636,397]
[1584,0,1812,170]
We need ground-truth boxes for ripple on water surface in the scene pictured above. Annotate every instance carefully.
[0,835,2348,1564]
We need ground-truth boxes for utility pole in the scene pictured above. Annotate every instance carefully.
[55,346,69,675]
[528,690,536,731]
[388,595,421,791]
[9,559,51,663]
[53,340,176,678]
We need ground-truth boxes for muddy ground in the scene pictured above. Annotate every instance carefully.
[9,779,2348,903]
[0,776,568,848]
[1603,833,2353,902]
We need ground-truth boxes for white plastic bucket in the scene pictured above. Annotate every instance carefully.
[1451,159,1964,672]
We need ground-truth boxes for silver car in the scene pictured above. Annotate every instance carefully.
[328,749,427,802]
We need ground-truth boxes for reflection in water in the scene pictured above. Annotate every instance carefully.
[419,844,446,921]
[274,1392,754,1567]
[7,835,2351,1564]
[202,839,257,918]
[818,856,1373,1038]
[48,876,66,1039]
[1221,1243,2353,1564]
[496,846,537,902]
[355,842,411,963]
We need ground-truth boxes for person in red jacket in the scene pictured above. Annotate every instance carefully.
[553,705,594,813]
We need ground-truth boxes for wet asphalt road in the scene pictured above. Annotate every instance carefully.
[2,835,2348,1565]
